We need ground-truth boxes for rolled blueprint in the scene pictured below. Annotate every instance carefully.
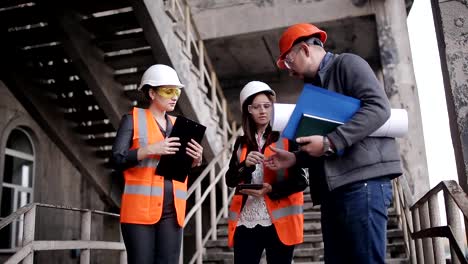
[271,103,408,138]
[271,103,296,132]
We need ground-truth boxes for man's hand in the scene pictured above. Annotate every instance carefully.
[245,151,264,167]
[296,135,324,157]
[264,146,296,170]
[239,183,272,197]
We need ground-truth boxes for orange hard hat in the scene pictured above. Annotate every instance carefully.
[276,23,327,69]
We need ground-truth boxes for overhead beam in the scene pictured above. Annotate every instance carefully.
[0,49,120,208]
[50,4,131,129]
[188,0,374,40]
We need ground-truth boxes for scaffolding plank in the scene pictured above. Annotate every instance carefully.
[64,109,108,122]
[6,24,60,49]
[105,49,154,70]
[95,31,148,52]
[75,123,114,135]
[114,71,143,86]
[82,11,140,37]
[86,137,116,147]
[0,4,47,30]
[69,0,131,16]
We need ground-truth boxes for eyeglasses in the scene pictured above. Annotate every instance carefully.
[283,43,303,70]
[157,87,181,99]
[248,103,272,112]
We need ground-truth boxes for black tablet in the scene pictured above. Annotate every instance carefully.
[235,183,264,194]
[156,116,206,182]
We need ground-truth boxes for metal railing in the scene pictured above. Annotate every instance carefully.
[181,127,241,264]
[394,178,468,264]
[0,203,126,264]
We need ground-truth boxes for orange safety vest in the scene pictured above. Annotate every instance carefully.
[227,139,304,247]
[120,107,188,226]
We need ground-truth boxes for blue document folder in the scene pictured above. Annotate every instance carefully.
[282,84,361,140]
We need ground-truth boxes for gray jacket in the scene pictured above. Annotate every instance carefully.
[296,53,402,195]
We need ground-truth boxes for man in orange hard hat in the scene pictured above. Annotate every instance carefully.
[265,23,402,264]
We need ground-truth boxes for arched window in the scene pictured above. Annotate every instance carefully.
[0,128,35,250]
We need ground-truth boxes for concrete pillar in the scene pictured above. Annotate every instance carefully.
[373,0,430,200]
[431,0,468,245]
[430,0,468,193]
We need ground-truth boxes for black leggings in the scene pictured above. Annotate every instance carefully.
[121,180,183,264]
[234,225,295,264]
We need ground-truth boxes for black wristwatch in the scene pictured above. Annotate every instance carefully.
[322,136,335,156]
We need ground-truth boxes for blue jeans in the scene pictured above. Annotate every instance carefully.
[320,177,393,264]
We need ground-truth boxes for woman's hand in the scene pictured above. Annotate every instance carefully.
[187,139,203,167]
[239,183,272,197]
[146,137,181,155]
[245,151,264,167]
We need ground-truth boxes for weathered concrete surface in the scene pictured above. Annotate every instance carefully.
[431,0,468,192]
[0,82,119,264]
[375,0,430,200]
[188,0,414,40]
[188,0,374,40]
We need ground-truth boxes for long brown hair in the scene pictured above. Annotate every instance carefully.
[241,92,279,151]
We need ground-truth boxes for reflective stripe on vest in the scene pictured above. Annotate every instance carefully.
[271,205,303,221]
[124,185,163,196]
[228,211,238,221]
[275,139,285,182]
[137,108,149,147]
[175,189,188,200]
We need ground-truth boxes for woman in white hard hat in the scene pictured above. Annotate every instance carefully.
[225,81,308,264]
[111,64,203,264]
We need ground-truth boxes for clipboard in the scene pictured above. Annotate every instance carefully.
[156,116,206,182]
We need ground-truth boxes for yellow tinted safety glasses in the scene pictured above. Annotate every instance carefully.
[157,87,181,99]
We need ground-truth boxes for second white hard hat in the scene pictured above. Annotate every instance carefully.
[138,64,184,90]
[239,81,276,110]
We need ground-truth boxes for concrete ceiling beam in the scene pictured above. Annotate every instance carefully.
[187,0,374,40]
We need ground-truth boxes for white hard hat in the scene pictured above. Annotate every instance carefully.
[239,81,276,110]
[138,64,184,90]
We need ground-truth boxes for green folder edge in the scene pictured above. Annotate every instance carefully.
[294,113,344,138]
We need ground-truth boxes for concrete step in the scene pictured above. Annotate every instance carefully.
[203,246,408,264]
[294,258,409,264]
[207,229,405,252]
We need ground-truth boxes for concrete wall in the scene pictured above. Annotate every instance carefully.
[0,81,120,264]
[431,0,468,191]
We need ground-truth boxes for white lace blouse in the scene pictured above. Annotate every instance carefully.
[237,133,272,228]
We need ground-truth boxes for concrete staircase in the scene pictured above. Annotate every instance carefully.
[203,188,409,264]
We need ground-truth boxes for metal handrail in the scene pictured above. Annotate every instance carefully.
[396,179,468,264]
[186,131,240,198]
[181,127,241,264]
[0,203,126,264]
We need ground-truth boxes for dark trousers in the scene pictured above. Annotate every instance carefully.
[233,225,295,264]
[321,177,393,264]
[121,180,183,264]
